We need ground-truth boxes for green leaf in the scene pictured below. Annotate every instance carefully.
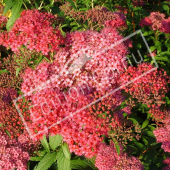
[61,143,71,159]
[147,112,152,119]
[49,134,63,151]
[128,118,139,124]
[143,31,153,36]
[150,46,156,52]
[3,0,13,16]
[163,4,169,14]
[112,138,120,155]
[37,150,46,157]
[50,0,54,5]
[132,138,146,150]
[34,152,57,170]
[40,135,50,153]
[0,69,8,74]
[57,147,71,170]
[6,0,23,31]
[153,51,170,62]
[5,130,11,137]
[142,130,155,138]
[71,159,88,170]
[83,157,97,170]
[16,67,22,77]
[30,156,43,161]
[142,137,148,146]
[142,119,149,129]
[148,125,156,131]
[50,162,58,170]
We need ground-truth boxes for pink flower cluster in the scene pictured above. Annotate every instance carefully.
[153,108,170,153]
[20,27,129,157]
[140,12,170,33]
[140,12,165,30]
[120,63,169,108]
[22,27,128,94]
[163,157,170,170]
[154,125,170,152]
[0,10,64,54]
[95,143,144,170]
[0,131,29,170]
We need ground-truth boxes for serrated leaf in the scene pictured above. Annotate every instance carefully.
[40,135,50,153]
[142,119,149,129]
[49,134,63,151]
[6,0,23,31]
[34,152,57,170]
[61,143,71,159]
[57,147,71,170]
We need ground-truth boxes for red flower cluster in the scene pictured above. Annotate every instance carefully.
[20,27,129,157]
[161,18,170,34]
[105,11,127,29]
[120,63,170,108]
[0,10,65,54]
[0,87,29,138]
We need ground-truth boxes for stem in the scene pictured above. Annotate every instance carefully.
[92,0,94,9]
[23,1,28,9]
[38,1,44,10]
